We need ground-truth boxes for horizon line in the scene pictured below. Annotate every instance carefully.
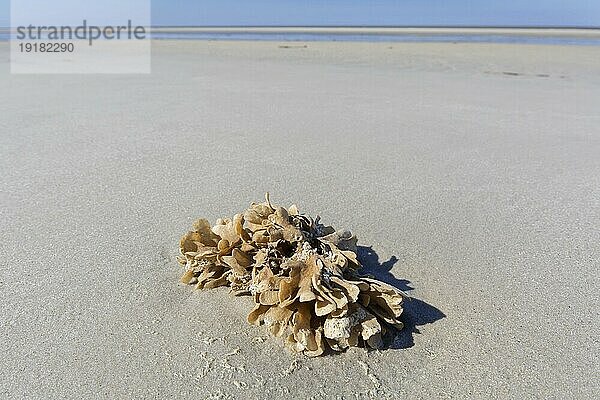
[1,25,600,30]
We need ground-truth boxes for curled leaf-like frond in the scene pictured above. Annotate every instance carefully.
[177,194,407,356]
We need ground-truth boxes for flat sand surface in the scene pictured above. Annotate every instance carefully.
[1,40,599,399]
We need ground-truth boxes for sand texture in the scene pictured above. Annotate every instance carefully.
[1,40,599,399]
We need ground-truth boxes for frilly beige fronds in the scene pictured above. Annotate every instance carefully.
[177,193,407,356]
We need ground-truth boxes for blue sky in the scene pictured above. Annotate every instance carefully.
[2,1,599,27]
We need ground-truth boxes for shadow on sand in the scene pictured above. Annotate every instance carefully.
[357,245,445,349]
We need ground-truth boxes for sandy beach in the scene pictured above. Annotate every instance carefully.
[1,40,599,398]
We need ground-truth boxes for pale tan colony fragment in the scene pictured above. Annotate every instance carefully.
[177,193,407,356]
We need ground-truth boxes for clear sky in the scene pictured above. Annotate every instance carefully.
[2,0,599,28]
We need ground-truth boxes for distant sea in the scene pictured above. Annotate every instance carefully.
[148,29,600,46]
[155,32,600,45]
[2,27,600,46]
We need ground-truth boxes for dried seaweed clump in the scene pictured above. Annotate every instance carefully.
[177,194,406,356]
